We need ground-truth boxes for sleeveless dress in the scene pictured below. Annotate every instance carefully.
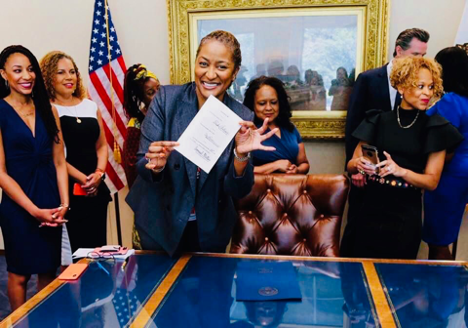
[341,109,463,259]
[55,99,111,253]
[0,99,61,274]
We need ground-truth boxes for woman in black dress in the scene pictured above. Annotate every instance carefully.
[342,56,463,259]
[40,51,111,253]
[0,45,68,310]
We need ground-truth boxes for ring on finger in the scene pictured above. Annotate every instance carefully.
[359,169,365,175]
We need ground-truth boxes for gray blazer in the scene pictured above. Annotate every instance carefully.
[126,83,254,256]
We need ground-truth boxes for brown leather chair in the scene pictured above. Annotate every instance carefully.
[230,174,349,257]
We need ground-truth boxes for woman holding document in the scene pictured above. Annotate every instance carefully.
[127,30,277,255]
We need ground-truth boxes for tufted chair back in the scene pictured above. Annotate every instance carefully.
[230,174,349,257]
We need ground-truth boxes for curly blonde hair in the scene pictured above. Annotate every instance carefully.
[390,56,443,97]
[40,51,86,100]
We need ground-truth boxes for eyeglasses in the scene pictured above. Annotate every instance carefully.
[87,251,116,261]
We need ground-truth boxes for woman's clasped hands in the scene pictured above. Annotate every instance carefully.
[81,171,103,196]
[36,205,68,228]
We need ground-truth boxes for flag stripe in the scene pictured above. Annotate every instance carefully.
[89,71,127,140]
[94,67,127,135]
[88,83,125,149]
[106,152,125,191]
[102,64,124,105]
[95,68,128,133]
[117,56,127,74]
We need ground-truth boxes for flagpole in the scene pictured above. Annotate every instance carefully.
[104,0,123,246]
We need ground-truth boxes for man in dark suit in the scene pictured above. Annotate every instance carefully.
[341,28,430,256]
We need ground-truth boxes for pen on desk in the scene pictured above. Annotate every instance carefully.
[96,260,110,275]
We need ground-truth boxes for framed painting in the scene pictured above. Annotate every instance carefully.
[167,0,390,139]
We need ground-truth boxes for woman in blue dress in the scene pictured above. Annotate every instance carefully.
[423,47,468,260]
[0,45,69,310]
[243,76,310,174]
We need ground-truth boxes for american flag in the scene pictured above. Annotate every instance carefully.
[88,0,128,194]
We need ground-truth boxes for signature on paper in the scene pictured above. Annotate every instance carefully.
[213,120,229,135]
[195,146,210,161]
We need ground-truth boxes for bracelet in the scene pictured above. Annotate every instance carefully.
[151,164,166,173]
[233,148,251,162]
[95,169,106,180]
[59,203,70,211]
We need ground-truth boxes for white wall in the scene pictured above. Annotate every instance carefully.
[0,0,466,254]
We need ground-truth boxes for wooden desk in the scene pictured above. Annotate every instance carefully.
[1,253,467,328]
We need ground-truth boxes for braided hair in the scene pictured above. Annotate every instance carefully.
[0,45,59,143]
[123,64,159,123]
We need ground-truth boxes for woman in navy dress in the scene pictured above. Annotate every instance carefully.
[0,45,68,310]
[243,76,310,174]
[423,47,468,259]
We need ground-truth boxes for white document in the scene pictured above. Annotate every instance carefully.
[175,95,242,173]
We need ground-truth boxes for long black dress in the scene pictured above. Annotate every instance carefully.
[56,99,111,253]
[341,108,463,259]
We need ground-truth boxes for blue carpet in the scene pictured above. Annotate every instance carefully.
[0,256,37,321]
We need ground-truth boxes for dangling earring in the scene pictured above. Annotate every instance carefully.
[4,80,9,89]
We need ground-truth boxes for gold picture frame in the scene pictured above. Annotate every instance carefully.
[167,0,390,139]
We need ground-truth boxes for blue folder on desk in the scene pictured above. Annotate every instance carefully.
[235,261,302,301]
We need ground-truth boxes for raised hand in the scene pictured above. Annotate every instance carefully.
[235,118,278,155]
[145,141,179,172]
